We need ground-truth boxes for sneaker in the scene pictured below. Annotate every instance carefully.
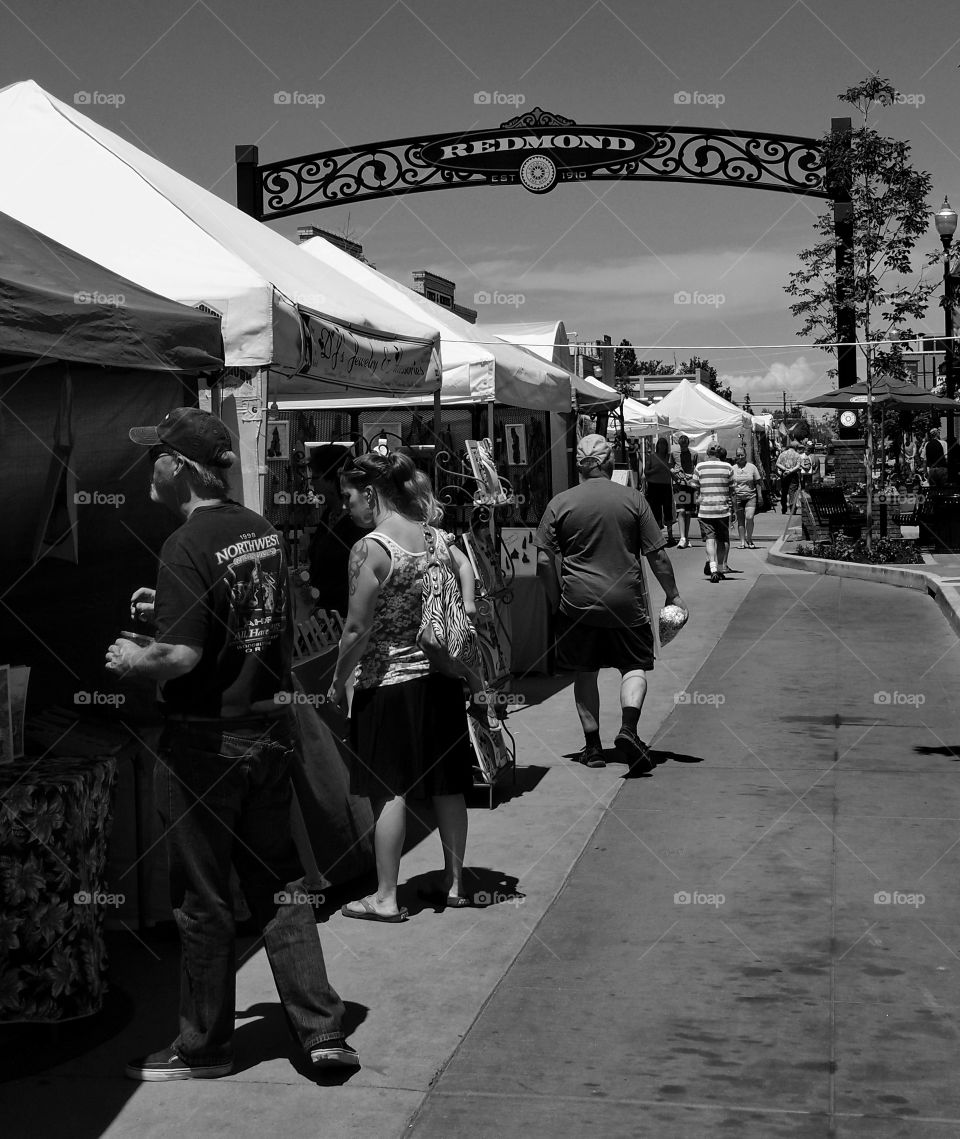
[578,743,605,768]
[614,725,652,772]
[676,538,688,549]
[125,1045,233,1082]
[710,572,724,583]
[310,1039,360,1069]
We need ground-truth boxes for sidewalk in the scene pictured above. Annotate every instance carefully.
[10,512,960,1137]
[411,523,960,1137]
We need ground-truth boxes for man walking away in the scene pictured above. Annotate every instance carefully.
[535,434,685,772]
[106,407,358,1081]
[926,427,949,489]
[692,446,735,583]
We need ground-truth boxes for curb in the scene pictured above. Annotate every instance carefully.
[767,530,960,639]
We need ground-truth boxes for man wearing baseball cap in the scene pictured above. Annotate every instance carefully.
[534,434,685,771]
[105,407,358,1081]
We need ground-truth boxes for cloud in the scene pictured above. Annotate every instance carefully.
[720,356,833,409]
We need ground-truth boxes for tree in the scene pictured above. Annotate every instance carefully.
[682,355,732,403]
[614,339,638,384]
[784,75,939,542]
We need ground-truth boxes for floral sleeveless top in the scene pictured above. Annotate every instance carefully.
[355,529,454,689]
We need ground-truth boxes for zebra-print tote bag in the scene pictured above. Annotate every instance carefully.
[417,526,480,680]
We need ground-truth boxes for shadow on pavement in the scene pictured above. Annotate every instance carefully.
[621,747,705,778]
[401,868,525,916]
[510,674,573,709]
[914,744,960,759]
[232,998,368,1084]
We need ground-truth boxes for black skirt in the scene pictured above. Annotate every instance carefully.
[348,673,473,800]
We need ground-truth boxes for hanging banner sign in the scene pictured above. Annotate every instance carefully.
[421,125,658,194]
[298,313,441,395]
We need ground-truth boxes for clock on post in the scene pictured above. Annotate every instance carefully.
[839,410,858,429]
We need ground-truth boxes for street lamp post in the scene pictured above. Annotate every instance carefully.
[935,197,958,484]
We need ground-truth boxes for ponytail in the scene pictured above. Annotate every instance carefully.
[340,450,420,516]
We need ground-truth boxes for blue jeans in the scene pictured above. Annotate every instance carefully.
[155,716,346,1065]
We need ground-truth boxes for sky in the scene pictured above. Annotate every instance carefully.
[2,0,959,410]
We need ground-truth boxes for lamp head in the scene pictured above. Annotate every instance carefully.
[935,197,958,242]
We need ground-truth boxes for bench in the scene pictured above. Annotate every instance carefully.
[801,487,870,542]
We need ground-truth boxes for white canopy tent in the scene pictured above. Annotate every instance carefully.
[279,238,573,413]
[0,80,443,505]
[621,397,670,437]
[481,320,620,411]
[651,379,752,457]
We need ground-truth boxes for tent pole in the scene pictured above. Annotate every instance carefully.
[487,400,495,442]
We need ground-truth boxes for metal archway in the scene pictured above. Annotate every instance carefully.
[236,106,855,387]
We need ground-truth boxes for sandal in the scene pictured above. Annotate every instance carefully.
[341,896,408,923]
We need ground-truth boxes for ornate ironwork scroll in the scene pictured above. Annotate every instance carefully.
[249,107,828,220]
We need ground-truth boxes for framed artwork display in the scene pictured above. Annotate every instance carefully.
[500,527,537,576]
[266,419,290,460]
[505,424,528,466]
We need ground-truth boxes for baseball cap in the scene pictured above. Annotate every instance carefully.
[576,433,612,467]
[129,407,235,467]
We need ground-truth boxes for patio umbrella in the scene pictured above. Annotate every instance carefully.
[800,377,960,409]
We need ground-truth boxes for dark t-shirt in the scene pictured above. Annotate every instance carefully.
[926,439,946,469]
[308,514,369,617]
[534,478,665,628]
[154,501,292,717]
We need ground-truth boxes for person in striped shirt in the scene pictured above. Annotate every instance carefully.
[691,446,735,583]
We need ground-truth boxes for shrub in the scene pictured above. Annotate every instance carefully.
[794,536,923,564]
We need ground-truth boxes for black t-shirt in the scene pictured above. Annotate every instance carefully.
[308,514,370,617]
[926,439,946,468]
[534,478,665,627]
[154,501,292,717]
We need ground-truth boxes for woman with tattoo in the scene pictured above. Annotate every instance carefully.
[327,452,477,920]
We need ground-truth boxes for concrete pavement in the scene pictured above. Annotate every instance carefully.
[7,511,960,1137]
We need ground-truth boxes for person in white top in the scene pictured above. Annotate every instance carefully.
[731,449,764,549]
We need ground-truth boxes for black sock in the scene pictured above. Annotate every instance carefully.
[584,730,601,749]
[621,708,641,732]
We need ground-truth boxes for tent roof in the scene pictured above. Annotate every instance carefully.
[0,81,440,396]
[0,210,223,372]
[275,238,575,412]
[481,321,620,410]
[480,320,573,371]
[800,376,960,409]
[650,379,748,432]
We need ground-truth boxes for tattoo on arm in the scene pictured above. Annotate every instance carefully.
[347,539,369,596]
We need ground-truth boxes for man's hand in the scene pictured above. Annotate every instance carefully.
[130,587,156,624]
[105,636,143,679]
[667,595,687,612]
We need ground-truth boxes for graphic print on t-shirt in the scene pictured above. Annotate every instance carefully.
[218,536,286,652]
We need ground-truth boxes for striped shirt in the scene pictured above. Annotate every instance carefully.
[691,460,735,519]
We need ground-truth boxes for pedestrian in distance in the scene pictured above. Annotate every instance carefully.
[732,448,764,549]
[106,407,358,1081]
[925,427,949,489]
[534,434,685,772]
[671,434,697,548]
[643,436,676,545]
[692,445,736,582]
[776,439,802,513]
[327,452,477,918]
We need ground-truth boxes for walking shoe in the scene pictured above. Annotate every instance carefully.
[614,726,652,772]
[125,1045,233,1081]
[310,1039,360,1069]
[710,572,724,583]
[578,742,605,768]
[676,538,688,549]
